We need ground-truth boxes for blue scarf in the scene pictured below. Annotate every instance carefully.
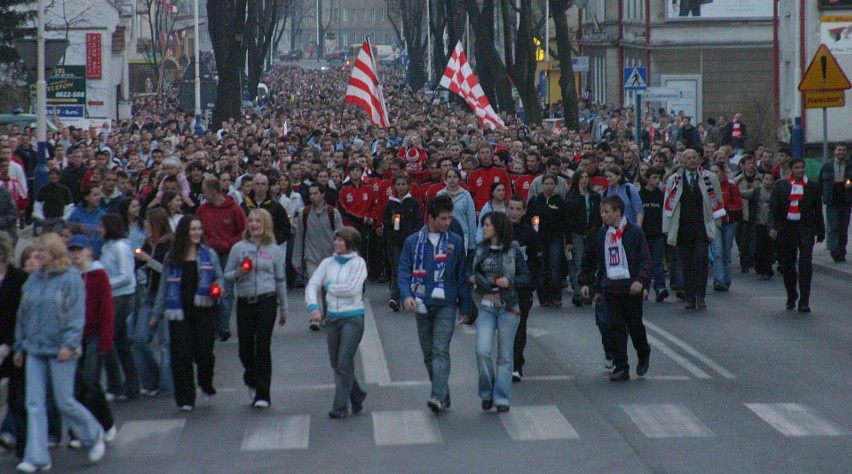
[412,227,448,301]
[164,245,215,321]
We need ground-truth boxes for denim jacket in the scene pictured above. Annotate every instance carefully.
[15,267,85,356]
[471,241,531,310]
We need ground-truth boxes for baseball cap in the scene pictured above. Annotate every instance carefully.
[66,235,92,250]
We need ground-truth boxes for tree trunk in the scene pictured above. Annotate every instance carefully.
[551,0,578,131]
[464,0,513,115]
[209,0,248,126]
[408,44,426,92]
[509,0,541,125]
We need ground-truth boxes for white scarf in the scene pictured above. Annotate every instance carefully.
[605,217,631,280]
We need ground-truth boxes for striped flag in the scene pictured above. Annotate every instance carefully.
[345,39,390,127]
[439,42,506,130]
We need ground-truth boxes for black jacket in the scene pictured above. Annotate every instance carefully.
[242,193,292,245]
[0,266,28,378]
[383,194,421,246]
[527,193,570,240]
[565,191,602,235]
[512,221,543,309]
[768,178,825,245]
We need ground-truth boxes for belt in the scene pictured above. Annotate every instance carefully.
[480,299,499,308]
[237,292,277,305]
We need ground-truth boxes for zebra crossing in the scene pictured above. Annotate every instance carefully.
[106,402,847,456]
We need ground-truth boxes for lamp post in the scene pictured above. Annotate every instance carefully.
[193,0,201,117]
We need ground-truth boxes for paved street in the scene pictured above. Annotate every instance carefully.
[3,232,850,473]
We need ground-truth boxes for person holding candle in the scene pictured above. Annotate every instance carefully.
[382,174,421,312]
[527,175,570,307]
[151,215,223,412]
[224,209,288,409]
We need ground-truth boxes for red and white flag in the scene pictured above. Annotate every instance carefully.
[345,40,390,127]
[439,42,506,130]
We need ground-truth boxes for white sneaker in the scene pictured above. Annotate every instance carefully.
[68,439,83,449]
[252,400,270,409]
[179,405,193,412]
[511,371,522,382]
[16,462,51,472]
[104,425,117,444]
[139,388,158,397]
[88,431,106,463]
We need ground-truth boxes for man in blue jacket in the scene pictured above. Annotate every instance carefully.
[399,194,472,413]
[595,195,652,382]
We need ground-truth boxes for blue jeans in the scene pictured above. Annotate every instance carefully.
[218,252,235,333]
[647,235,667,292]
[593,290,614,357]
[24,354,102,467]
[712,222,737,289]
[105,293,140,397]
[326,316,366,413]
[568,233,586,296]
[475,305,520,406]
[826,204,851,257]
[415,305,457,402]
[129,291,173,394]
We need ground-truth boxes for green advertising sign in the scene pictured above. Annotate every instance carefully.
[47,66,86,105]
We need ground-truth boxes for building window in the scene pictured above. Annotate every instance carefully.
[593,55,606,104]
[372,8,376,23]
[584,0,606,24]
[624,0,644,21]
[380,8,384,22]
[343,9,347,22]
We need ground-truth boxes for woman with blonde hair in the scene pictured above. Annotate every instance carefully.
[224,209,287,409]
[306,226,368,419]
[13,233,106,472]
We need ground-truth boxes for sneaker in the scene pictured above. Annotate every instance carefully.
[248,386,257,401]
[604,354,615,370]
[571,295,583,307]
[16,462,52,472]
[481,399,493,411]
[388,299,400,312]
[511,371,521,382]
[328,410,348,419]
[218,329,231,342]
[655,289,669,302]
[496,405,510,413]
[351,393,366,414]
[139,388,158,397]
[309,321,320,331]
[427,398,442,413]
[104,425,117,444]
[609,368,630,382]
[674,289,686,301]
[68,439,83,450]
[179,405,194,412]
[104,392,118,402]
[252,400,270,409]
[88,431,106,463]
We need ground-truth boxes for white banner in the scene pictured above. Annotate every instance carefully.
[666,0,772,20]
[821,17,852,56]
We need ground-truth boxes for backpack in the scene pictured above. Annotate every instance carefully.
[301,204,337,245]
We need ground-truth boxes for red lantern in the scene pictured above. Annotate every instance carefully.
[241,257,253,272]
[209,283,222,299]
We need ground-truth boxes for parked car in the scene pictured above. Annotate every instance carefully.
[282,49,302,61]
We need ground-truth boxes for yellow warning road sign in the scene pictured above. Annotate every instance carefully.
[804,91,846,109]
[799,44,852,92]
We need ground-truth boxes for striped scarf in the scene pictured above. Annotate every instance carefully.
[164,245,215,321]
[411,227,448,301]
[787,175,807,221]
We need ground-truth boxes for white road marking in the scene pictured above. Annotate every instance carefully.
[621,404,714,438]
[643,375,691,381]
[646,334,712,379]
[745,403,847,437]
[500,405,580,441]
[379,380,432,387]
[240,415,311,450]
[520,375,574,381]
[372,410,443,446]
[526,327,550,338]
[359,298,392,385]
[644,320,737,379]
[218,384,336,392]
[112,419,186,455]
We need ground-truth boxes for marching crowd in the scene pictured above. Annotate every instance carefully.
[0,62,847,472]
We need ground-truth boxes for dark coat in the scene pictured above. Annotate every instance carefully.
[768,178,825,245]
[0,266,28,378]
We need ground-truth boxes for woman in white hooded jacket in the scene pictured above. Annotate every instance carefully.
[306,227,368,419]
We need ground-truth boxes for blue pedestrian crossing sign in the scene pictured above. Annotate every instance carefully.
[624,67,647,91]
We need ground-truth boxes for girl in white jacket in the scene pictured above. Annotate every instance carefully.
[306,227,368,419]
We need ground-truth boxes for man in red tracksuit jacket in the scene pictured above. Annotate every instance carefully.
[467,143,511,212]
[338,161,377,262]
[198,177,246,341]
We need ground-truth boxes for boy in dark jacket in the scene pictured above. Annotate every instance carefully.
[594,195,652,381]
[383,174,421,311]
[578,224,615,371]
[639,166,668,301]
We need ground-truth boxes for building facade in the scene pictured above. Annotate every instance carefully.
[579,0,774,142]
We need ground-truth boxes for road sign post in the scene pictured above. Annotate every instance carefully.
[798,44,852,162]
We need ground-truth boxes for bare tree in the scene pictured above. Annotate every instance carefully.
[288,0,311,50]
[550,0,579,130]
[245,0,282,98]
[45,0,96,64]
[138,0,180,90]
[271,0,295,58]
[428,0,464,87]
[463,0,512,115]
[500,0,542,125]
[386,0,426,91]
[208,0,249,125]
[314,0,335,59]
